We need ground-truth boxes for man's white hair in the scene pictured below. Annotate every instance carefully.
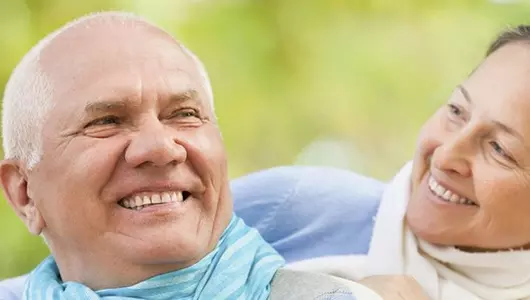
[2,11,214,169]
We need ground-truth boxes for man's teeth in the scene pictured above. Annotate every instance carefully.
[428,177,475,206]
[119,192,185,210]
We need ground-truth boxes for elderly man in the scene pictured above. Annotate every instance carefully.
[0,11,401,300]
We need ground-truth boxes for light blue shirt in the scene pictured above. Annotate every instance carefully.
[232,166,384,262]
[0,166,384,300]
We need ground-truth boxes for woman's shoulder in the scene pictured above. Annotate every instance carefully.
[270,269,382,300]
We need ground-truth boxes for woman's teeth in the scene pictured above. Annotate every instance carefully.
[119,191,186,210]
[428,176,476,206]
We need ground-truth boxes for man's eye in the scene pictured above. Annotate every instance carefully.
[171,109,200,119]
[85,116,121,128]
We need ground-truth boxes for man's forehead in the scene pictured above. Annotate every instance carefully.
[80,72,197,102]
[49,65,202,115]
[38,22,202,100]
[40,21,182,70]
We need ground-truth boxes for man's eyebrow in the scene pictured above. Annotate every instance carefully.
[168,89,199,104]
[84,99,127,114]
[458,84,526,142]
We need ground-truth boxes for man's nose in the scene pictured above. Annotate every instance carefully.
[125,121,187,168]
[431,129,473,178]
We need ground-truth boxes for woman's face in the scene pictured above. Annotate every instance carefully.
[408,43,530,250]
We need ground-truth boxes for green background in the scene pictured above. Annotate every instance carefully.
[1,0,528,278]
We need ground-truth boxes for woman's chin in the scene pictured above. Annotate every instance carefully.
[406,220,456,246]
[405,206,471,247]
[406,215,530,252]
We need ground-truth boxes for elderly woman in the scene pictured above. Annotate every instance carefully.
[234,26,530,300]
[0,11,390,300]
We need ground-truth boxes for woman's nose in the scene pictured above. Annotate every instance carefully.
[431,132,473,178]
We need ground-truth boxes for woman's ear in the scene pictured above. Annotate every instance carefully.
[0,160,45,235]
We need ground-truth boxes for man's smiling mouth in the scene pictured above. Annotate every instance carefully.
[118,191,191,210]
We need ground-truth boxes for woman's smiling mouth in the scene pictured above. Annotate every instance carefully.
[428,176,477,206]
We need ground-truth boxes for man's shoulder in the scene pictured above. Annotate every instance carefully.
[232,165,384,218]
[232,166,385,262]
[232,165,384,200]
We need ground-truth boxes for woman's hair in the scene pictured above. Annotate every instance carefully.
[486,25,530,56]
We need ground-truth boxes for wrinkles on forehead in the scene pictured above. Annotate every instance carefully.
[37,19,209,126]
[40,21,179,93]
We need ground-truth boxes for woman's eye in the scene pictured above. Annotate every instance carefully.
[448,104,462,117]
[489,141,514,161]
[85,116,121,128]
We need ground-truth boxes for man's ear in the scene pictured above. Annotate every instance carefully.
[0,160,44,235]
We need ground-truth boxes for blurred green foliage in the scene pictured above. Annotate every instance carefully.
[1,0,530,278]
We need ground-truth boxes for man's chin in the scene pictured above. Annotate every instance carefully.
[119,233,207,258]
[131,246,208,267]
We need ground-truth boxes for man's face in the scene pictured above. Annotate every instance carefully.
[26,25,232,285]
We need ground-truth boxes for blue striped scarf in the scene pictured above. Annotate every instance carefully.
[24,214,285,300]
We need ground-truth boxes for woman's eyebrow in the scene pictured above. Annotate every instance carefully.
[457,84,472,104]
[458,84,527,145]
